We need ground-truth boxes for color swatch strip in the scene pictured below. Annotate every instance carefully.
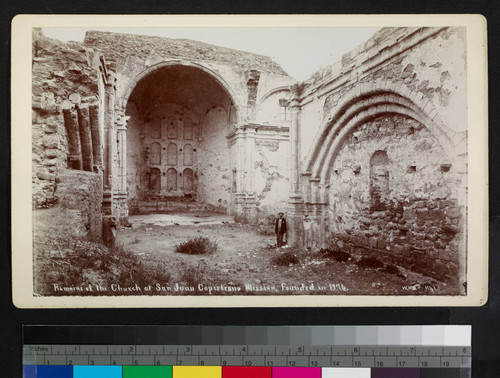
[23,326,472,346]
[23,365,470,378]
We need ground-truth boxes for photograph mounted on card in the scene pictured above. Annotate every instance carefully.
[11,14,488,307]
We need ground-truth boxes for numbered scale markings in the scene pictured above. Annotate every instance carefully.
[23,345,471,369]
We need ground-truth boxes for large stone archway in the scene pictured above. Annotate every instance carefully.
[121,63,239,215]
[291,88,466,285]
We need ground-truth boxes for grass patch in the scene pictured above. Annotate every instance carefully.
[320,248,351,262]
[356,255,384,269]
[381,263,406,280]
[381,263,399,275]
[180,264,205,287]
[34,235,172,296]
[175,236,217,255]
[272,251,300,266]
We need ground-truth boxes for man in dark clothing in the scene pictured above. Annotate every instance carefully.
[275,212,287,247]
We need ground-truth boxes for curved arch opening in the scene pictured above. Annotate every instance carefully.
[305,90,456,178]
[125,64,237,213]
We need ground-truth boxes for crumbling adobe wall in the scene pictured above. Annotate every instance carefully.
[254,137,290,217]
[299,27,467,165]
[124,100,142,210]
[54,170,103,238]
[84,31,287,76]
[327,114,464,283]
[32,28,102,208]
[83,31,294,123]
[198,106,231,209]
[33,170,103,243]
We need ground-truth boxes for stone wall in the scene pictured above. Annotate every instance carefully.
[32,28,102,208]
[198,105,232,209]
[84,31,287,76]
[294,27,467,285]
[300,27,467,167]
[86,30,296,219]
[254,135,290,218]
[83,30,296,126]
[33,170,103,240]
[327,114,464,282]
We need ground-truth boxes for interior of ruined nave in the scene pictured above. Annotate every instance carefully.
[125,65,238,214]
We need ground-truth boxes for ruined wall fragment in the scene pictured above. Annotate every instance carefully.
[327,114,464,286]
[32,28,102,208]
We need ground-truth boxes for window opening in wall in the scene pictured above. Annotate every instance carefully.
[183,168,194,191]
[167,143,178,166]
[149,168,161,191]
[166,115,178,139]
[167,168,178,191]
[183,144,194,166]
[150,142,161,165]
[279,98,291,121]
[370,150,390,212]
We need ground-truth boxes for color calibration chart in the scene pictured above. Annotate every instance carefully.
[23,325,471,378]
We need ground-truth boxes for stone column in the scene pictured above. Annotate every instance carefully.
[301,172,312,204]
[287,95,304,246]
[234,128,246,220]
[114,110,128,221]
[316,182,329,246]
[62,104,82,170]
[77,104,94,172]
[289,97,301,195]
[102,67,116,216]
[115,111,128,194]
[244,126,258,223]
[89,103,103,172]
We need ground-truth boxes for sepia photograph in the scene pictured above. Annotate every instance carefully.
[12,15,488,307]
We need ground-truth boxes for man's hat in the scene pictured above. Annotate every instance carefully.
[278,212,284,215]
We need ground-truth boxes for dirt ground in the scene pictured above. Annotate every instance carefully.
[116,213,451,296]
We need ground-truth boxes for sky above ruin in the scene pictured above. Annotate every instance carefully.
[42,27,380,82]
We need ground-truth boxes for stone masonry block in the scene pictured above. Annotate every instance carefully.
[377,238,386,249]
[45,149,59,158]
[43,135,59,149]
[37,171,55,181]
[368,237,377,248]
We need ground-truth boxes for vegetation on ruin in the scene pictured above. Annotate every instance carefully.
[175,236,218,255]
[33,216,453,297]
[271,250,300,266]
[380,263,407,280]
[35,236,173,296]
[355,255,385,269]
[319,247,351,262]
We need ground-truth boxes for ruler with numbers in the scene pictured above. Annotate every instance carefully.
[23,343,471,369]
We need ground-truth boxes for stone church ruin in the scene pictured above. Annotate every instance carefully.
[32,27,467,289]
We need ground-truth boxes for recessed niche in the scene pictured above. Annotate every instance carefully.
[440,164,451,172]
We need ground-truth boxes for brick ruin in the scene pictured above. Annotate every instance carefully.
[31,27,467,288]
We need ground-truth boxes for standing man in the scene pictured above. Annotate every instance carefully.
[275,212,287,248]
